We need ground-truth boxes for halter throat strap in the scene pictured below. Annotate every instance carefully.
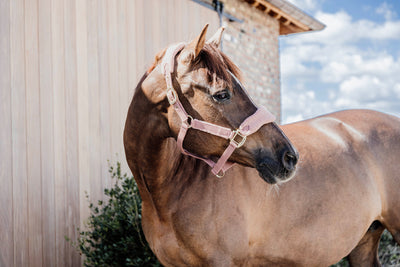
[161,43,276,177]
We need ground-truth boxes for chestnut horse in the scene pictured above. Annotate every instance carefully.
[124,25,400,266]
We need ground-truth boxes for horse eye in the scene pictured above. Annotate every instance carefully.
[212,90,231,103]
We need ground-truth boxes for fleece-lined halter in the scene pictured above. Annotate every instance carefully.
[161,43,276,177]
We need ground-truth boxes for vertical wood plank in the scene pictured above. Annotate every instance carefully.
[126,0,137,101]
[192,2,201,38]
[86,0,102,204]
[159,0,168,47]
[166,0,175,44]
[0,0,14,265]
[25,0,43,265]
[191,0,202,37]
[97,0,111,196]
[135,0,145,76]
[125,0,138,175]
[173,0,181,42]
[51,0,67,264]
[10,0,29,265]
[76,0,91,229]
[143,0,153,65]
[107,0,120,172]
[198,3,218,36]
[117,0,130,173]
[64,0,81,265]
[181,0,190,40]
[151,0,161,53]
[38,0,56,264]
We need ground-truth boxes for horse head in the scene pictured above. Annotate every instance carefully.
[141,25,298,184]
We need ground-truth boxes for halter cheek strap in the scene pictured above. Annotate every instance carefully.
[161,43,276,177]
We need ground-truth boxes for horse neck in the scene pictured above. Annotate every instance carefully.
[124,83,208,219]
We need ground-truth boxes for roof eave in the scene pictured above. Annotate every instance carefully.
[241,0,325,35]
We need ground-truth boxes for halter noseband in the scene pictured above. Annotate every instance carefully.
[161,43,276,177]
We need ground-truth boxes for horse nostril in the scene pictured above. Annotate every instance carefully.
[282,150,298,171]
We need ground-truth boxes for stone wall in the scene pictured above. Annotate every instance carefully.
[220,0,282,122]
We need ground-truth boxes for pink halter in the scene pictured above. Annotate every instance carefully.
[161,43,276,177]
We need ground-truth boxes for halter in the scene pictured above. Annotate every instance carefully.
[161,43,276,177]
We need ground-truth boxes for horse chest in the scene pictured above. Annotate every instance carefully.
[144,196,251,266]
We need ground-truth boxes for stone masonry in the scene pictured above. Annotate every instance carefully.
[219,0,282,122]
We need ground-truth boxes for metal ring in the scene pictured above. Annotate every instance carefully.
[185,115,193,128]
[215,170,225,178]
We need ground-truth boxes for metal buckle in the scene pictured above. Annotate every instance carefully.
[231,130,246,148]
[166,87,178,105]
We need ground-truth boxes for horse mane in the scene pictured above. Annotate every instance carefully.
[146,43,242,82]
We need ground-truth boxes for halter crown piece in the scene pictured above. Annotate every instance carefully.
[161,43,276,178]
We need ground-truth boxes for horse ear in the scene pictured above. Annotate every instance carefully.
[207,27,225,48]
[183,24,209,61]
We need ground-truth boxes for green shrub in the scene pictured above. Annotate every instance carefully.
[73,162,161,267]
[379,230,400,265]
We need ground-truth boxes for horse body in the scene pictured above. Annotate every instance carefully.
[124,26,400,266]
[275,110,400,266]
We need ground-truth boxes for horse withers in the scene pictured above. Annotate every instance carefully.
[124,25,400,266]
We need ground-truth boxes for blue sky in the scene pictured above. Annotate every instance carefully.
[280,0,400,123]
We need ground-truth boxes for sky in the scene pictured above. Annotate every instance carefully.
[280,0,400,124]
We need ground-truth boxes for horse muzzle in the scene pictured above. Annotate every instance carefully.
[255,148,299,184]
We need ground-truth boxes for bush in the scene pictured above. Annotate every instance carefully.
[379,230,400,265]
[73,162,161,266]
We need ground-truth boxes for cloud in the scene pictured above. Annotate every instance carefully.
[284,11,400,45]
[282,87,334,123]
[337,75,389,104]
[280,8,400,124]
[376,2,397,21]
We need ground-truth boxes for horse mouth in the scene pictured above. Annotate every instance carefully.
[255,157,279,184]
[255,151,298,184]
[257,167,297,184]
[257,169,278,184]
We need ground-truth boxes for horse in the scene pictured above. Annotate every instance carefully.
[124,24,400,266]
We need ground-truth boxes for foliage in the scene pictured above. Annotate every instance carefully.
[379,230,400,266]
[72,162,161,267]
[331,230,400,266]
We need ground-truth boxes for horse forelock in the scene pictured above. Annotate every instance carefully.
[192,43,242,84]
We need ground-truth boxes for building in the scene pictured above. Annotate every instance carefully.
[203,0,324,120]
[0,0,322,266]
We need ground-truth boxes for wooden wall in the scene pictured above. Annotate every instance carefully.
[0,0,218,266]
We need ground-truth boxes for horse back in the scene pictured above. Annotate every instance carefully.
[282,109,400,222]
[282,109,400,161]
